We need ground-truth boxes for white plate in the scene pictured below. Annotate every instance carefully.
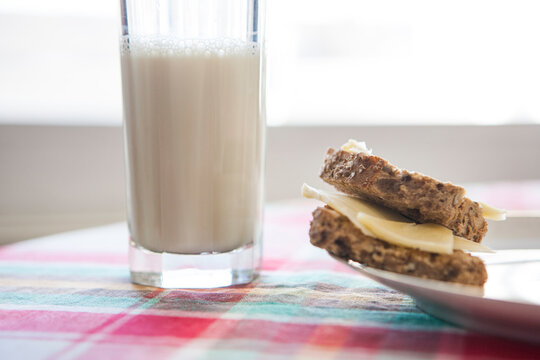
[333,249,540,343]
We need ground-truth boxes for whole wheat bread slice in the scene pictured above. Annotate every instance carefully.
[320,148,488,243]
[310,206,488,286]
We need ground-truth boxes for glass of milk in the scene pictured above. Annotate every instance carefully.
[119,0,265,288]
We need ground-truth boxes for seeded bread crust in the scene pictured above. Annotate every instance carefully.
[320,148,488,243]
[310,206,488,286]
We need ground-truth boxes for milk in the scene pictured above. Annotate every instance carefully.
[121,38,264,254]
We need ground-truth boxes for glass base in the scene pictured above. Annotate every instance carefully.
[129,240,259,289]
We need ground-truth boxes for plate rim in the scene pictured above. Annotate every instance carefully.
[331,250,540,308]
[331,250,540,343]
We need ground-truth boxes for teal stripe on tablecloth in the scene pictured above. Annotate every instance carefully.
[0,263,127,279]
[0,292,141,309]
[226,302,448,330]
[260,271,385,289]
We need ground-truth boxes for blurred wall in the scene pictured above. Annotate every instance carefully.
[1,124,540,244]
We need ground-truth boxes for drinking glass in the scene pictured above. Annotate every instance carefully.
[119,0,265,288]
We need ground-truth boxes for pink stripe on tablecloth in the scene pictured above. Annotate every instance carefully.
[306,324,352,348]
[111,315,216,338]
[0,310,122,333]
[5,310,537,358]
[266,213,313,226]
[0,250,127,264]
[262,258,356,274]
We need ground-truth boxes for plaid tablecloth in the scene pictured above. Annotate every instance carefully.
[1,192,540,360]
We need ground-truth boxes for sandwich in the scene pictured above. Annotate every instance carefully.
[302,140,506,286]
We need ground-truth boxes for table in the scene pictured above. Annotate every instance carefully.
[1,198,540,360]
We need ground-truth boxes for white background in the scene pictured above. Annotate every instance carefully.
[1,0,539,125]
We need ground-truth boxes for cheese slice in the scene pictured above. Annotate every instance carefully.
[302,183,410,238]
[357,214,454,254]
[454,236,495,253]
[302,183,493,254]
[479,202,507,221]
